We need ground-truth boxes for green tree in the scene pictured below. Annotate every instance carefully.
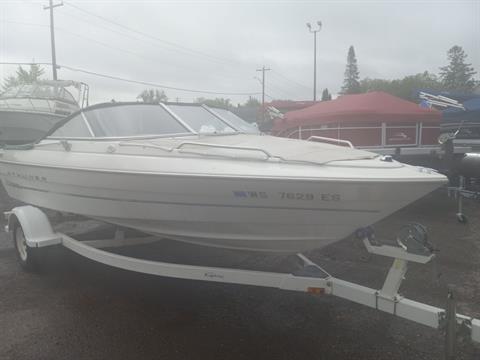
[137,89,168,104]
[360,71,442,101]
[440,45,477,92]
[400,72,443,99]
[321,88,332,101]
[243,96,261,107]
[2,64,45,90]
[341,46,361,94]
[196,97,232,109]
[360,78,394,94]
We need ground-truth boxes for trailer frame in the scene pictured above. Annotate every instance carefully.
[4,205,480,352]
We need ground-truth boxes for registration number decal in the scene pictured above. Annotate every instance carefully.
[279,192,314,200]
[233,191,340,201]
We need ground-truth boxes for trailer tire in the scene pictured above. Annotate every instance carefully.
[12,220,41,272]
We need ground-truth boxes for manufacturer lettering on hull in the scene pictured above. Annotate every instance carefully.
[7,171,47,183]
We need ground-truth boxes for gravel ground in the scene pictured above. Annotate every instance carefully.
[0,187,479,360]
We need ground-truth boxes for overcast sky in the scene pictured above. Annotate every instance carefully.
[0,0,479,105]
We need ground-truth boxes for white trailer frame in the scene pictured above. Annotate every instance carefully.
[4,205,480,348]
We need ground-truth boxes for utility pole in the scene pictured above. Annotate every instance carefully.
[44,0,63,80]
[256,66,270,124]
[306,21,322,101]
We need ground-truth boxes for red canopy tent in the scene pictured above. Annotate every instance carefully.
[272,91,441,148]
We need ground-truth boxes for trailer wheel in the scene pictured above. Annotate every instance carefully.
[12,221,40,272]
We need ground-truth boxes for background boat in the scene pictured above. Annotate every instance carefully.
[0,80,89,145]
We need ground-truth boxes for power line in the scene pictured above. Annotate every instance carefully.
[54,28,252,84]
[267,79,302,99]
[1,19,251,84]
[60,9,233,68]
[0,61,261,96]
[256,66,271,123]
[63,1,244,68]
[0,20,49,28]
[0,62,53,66]
[20,1,246,72]
[57,8,255,82]
[255,69,300,99]
[59,64,260,96]
[15,1,308,96]
[0,19,172,66]
[1,20,165,68]
[271,70,310,90]
[61,10,148,44]
[43,0,63,80]
[19,1,239,71]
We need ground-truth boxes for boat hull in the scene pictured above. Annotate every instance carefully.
[0,160,443,252]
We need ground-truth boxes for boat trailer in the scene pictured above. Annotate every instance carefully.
[4,205,480,357]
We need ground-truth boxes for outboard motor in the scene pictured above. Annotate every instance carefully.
[458,153,480,178]
[447,152,480,223]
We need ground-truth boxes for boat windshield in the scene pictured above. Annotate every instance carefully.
[209,108,260,134]
[47,102,255,140]
[167,104,235,134]
[49,104,190,138]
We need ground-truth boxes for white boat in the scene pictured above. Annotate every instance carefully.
[0,80,89,145]
[0,102,447,252]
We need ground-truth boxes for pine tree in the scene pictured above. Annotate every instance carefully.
[341,46,361,94]
[2,64,45,90]
[321,88,332,101]
[439,46,477,92]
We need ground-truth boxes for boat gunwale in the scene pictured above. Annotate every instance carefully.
[0,158,448,184]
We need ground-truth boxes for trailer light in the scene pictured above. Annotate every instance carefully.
[307,287,325,295]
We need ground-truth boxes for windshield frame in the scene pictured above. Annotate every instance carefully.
[43,102,250,141]
[44,102,193,141]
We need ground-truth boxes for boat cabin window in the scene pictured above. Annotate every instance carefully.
[32,85,77,104]
[168,105,235,134]
[0,84,77,104]
[49,104,190,139]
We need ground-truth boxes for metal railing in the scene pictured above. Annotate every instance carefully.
[118,140,285,161]
[307,135,354,148]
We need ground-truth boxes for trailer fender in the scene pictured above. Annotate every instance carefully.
[5,206,62,248]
